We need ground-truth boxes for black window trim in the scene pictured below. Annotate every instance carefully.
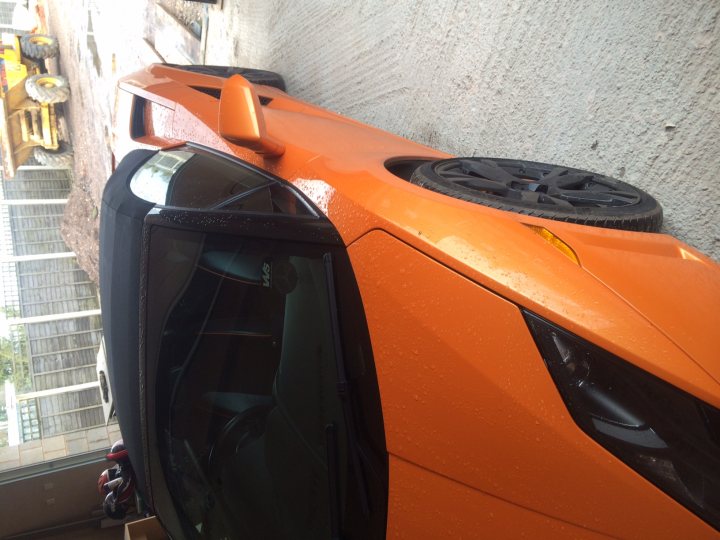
[144,206,342,245]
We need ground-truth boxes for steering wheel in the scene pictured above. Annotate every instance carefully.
[208,404,272,472]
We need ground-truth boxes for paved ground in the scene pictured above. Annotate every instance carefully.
[43,0,719,282]
[46,0,153,281]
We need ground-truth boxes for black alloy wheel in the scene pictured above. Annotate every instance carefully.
[410,157,663,232]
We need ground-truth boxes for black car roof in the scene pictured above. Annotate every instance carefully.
[100,149,156,498]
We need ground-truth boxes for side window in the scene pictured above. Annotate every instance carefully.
[129,147,312,215]
[146,227,386,539]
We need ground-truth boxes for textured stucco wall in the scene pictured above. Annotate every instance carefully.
[207,1,720,260]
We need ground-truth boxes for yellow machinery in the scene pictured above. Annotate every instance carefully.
[0,33,70,178]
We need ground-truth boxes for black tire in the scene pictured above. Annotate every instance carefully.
[25,74,70,104]
[410,157,663,232]
[34,143,73,168]
[20,34,60,60]
[164,63,286,92]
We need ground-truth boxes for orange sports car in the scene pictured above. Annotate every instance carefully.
[99,63,720,539]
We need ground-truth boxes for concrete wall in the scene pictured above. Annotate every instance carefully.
[207,0,719,260]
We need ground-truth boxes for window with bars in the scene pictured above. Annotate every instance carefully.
[19,399,40,442]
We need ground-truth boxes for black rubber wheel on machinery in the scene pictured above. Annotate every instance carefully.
[25,74,70,104]
[34,143,73,168]
[164,63,286,92]
[410,157,663,232]
[20,34,60,60]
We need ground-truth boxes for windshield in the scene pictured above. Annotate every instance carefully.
[145,225,357,539]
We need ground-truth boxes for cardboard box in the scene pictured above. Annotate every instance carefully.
[124,516,167,540]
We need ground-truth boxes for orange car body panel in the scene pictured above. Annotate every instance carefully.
[388,456,616,539]
[351,230,717,539]
[113,64,720,538]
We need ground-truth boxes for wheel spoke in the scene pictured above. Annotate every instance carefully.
[460,159,526,187]
[546,172,595,189]
[550,188,640,207]
[519,190,575,208]
[442,173,509,195]
[539,167,570,185]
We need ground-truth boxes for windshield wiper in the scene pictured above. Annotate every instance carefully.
[325,423,341,540]
[323,253,371,520]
